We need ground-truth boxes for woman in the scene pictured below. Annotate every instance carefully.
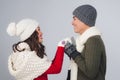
[7,19,66,80]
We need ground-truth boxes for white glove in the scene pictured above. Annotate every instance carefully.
[58,38,72,47]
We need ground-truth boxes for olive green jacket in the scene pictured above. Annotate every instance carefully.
[74,35,106,80]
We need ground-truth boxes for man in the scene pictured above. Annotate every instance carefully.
[65,4,106,80]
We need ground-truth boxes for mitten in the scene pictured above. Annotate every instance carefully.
[58,38,71,47]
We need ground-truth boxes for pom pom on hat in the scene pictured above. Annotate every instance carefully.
[7,19,39,41]
[7,22,16,36]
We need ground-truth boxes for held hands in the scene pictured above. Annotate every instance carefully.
[58,37,80,59]
[58,38,72,47]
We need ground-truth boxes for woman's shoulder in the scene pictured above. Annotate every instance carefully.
[9,50,35,63]
[9,42,35,61]
[17,42,31,51]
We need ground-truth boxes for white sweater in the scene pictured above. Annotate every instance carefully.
[8,42,51,80]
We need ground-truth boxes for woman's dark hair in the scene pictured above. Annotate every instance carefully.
[12,30,46,58]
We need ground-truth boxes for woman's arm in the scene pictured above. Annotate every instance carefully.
[44,46,64,74]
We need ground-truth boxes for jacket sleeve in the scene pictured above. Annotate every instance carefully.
[44,46,64,74]
[73,37,102,79]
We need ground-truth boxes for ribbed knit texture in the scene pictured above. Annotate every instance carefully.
[74,36,106,80]
[73,5,97,27]
[68,27,106,80]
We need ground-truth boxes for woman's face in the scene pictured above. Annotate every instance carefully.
[36,27,43,43]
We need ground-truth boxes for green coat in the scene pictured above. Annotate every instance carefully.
[74,35,106,80]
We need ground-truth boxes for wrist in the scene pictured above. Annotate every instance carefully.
[58,41,66,47]
[70,50,80,59]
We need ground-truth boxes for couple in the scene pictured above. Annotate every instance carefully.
[7,4,106,80]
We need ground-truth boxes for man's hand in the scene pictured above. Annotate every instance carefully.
[64,38,80,59]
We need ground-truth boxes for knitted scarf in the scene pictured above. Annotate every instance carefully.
[8,42,51,80]
[69,27,101,80]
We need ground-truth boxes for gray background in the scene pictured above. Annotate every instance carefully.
[0,0,120,80]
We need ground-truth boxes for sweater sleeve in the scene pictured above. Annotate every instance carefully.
[74,37,103,79]
[44,46,64,74]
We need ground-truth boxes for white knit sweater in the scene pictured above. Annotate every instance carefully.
[8,42,51,80]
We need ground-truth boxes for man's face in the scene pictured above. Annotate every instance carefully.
[72,16,88,34]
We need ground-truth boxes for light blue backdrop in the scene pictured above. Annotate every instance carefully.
[0,0,120,80]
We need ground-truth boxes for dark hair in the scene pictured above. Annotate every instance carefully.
[12,30,46,58]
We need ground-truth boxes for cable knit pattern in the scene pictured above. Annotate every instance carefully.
[8,42,51,80]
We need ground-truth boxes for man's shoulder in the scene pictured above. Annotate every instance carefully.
[85,35,103,45]
[87,35,101,41]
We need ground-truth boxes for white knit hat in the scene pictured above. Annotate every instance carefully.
[7,19,39,41]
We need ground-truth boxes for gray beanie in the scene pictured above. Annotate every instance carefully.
[73,4,97,27]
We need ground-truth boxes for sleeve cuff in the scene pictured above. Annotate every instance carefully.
[70,51,80,60]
